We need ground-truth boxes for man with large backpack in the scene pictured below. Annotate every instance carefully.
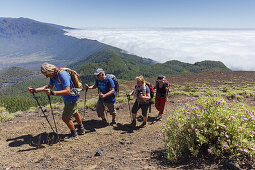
[28,63,85,140]
[154,75,170,120]
[85,68,117,126]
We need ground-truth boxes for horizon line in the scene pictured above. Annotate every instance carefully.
[1,17,255,30]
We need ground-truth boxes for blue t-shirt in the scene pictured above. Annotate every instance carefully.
[95,76,116,103]
[49,70,79,102]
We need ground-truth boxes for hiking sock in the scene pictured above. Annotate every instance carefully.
[77,124,84,130]
[110,118,116,125]
[77,124,85,135]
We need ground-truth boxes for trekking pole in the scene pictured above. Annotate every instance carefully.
[47,94,58,134]
[83,87,88,120]
[32,93,55,133]
[100,93,110,125]
[47,93,61,143]
[127,95,132,122]
[104,105,110,126]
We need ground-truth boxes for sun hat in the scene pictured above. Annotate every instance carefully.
[157,75,164,81]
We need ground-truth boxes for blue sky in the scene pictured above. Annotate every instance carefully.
[1,0,255,28]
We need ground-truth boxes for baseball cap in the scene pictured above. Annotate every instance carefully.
[94,68,104,76]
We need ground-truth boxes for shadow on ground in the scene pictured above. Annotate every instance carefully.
[150,149,230,170]
[6,132,66,152]
[79,119,109,133]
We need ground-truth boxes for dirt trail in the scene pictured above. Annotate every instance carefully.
[2,71,255,169]
[0,94,182,169]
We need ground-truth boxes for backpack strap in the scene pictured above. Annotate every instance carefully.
[50,78,54,86]
[106,76,114,90]
[106,76,116,97]
[106,76,114,93]
[57,69,74,87]
[106,76,110,90]
[156,81,159,89]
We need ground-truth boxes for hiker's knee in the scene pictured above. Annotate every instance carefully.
[62,116,71,123]
[106,103,116,116]
[96,110,104,118]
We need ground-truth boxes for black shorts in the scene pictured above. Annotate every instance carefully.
[131,100,150,116]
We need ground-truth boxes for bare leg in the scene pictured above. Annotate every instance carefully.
[112,115,116,120]
[62,117,75,130]
[132,113,136,121]
[143,116,148,123]
[73,112,82,125]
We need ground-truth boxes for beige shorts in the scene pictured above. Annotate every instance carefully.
[96,100,116,117]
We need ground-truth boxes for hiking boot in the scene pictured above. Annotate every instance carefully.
[140,122,147,128]
[101,119,109,126]
[130,120,136,127]
[64,130,78,141]
[157,114,163,121]
[77,127,85,135]
[110,119,116,126]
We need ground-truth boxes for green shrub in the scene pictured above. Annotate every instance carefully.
[116,96,128,104]
[163,95,255,163]
[11,111,23,117]
[225,91,236,99]
[0,107,14,121]
[170,91,190,96]
[44,103,62,110]
[236,95,244,101]
[221,85,230,92]
[183,84,192,92]
[85,98,98,108]
[77,101,84,110]
[191,92,200,97]
[27,107,36,113]
[244,90,255,98]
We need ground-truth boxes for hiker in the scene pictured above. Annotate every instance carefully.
[85,68,117,125]
[28,63,84,139]
[127,75,151,127]
[154,75,170,120]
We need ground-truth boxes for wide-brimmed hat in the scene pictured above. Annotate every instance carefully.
[94,68,104,76]
[157,75,165,81]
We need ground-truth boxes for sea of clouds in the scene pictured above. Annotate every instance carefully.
[65,28,255,70]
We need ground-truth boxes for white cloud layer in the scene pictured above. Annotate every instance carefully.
[65,28,255,70]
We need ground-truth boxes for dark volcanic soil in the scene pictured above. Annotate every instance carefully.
[1,71,255,169]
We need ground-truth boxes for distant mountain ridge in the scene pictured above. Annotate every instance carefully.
[0,17,116,70]
[70,49,231,84]
[0,17,231,82]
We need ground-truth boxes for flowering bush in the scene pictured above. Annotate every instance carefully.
[0,107,14,121]
[163,94,255,162]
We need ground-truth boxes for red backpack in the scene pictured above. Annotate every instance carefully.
[146,82,154,99]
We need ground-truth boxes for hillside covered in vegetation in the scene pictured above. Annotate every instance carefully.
[0,17,115,70]
[71,49,231,84]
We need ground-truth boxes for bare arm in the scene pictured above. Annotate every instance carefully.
[85,84,97,89]
[127,90,134,96]
[100,87,114,98]
[28,85,53,93]
[45,86,71,96]
[139,92,151,101]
